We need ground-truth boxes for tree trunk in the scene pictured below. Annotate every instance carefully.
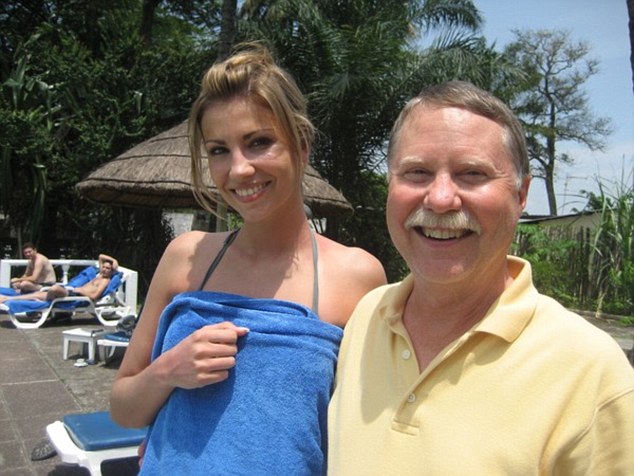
[627,0,634,95]
[140,0,161,45]
[218,0,237,60]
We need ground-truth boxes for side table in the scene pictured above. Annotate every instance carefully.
[62,328,107,362]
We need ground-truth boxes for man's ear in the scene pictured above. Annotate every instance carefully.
[518,175,531,210]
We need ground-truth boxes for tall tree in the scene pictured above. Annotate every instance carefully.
[504,29,613,215]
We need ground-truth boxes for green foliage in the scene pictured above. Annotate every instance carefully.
[514,170,634,317]
[583,170,634,316]
[0,1,207,284]
[0,35,61,245]
[513,225,579,307]
[0,0,540,299]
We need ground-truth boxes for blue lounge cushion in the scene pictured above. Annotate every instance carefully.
[0,287,19,296]
[63,411,146,451]
[102,330,132,342]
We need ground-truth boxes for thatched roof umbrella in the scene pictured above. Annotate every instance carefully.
[76,121,353,218]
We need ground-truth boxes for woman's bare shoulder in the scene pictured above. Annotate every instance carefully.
[314,236,386,326]
[318,235,384,277]
[163,231,230,258]
[156,231,235,290]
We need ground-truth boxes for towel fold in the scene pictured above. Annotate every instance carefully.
[140,292,343,476]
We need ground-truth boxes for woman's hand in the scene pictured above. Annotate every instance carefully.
[158,322,249,390]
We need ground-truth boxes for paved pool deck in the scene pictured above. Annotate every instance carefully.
[0,316,137,476]
[0,311,631,475]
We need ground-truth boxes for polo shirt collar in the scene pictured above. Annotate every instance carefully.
[380,256,539,343]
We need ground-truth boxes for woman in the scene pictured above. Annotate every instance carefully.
[110,43,386,475]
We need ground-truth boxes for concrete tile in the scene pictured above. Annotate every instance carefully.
[15,413,61,442]
[0,327,27,344]
[0,421,17,443]
[0,365,57,385]
[2,381,80,420]
[0,468,33,476]
[0,440,29,473]
[0,401,9,420]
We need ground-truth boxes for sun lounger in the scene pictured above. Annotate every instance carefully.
[0,266,132,329]
[46,411,146,476]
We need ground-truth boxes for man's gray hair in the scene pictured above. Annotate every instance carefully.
[387,81,529,185]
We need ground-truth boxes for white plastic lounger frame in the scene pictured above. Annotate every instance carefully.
[0,259,138,329]
[46,411,145,476]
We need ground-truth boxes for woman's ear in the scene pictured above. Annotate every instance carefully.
[300,141,309,166]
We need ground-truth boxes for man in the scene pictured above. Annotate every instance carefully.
[10,243,57,292]
[328,81,634,474]
[0,254,118,303]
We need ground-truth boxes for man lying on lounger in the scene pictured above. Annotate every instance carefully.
[0,254,118,304]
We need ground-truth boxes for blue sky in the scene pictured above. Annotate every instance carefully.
[475,0,633,215]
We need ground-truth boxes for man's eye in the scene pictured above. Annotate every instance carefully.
[460,170,489,182]
[402,169,431,182]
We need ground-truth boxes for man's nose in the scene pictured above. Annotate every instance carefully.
[423,174,462,213]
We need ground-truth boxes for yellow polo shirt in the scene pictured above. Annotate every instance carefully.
[328,257,634,475]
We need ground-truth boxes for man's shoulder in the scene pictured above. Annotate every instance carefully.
[35,253,50,262]
[348,279,410,326]
[532,294,631,360]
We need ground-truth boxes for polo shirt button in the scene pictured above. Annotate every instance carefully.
[401,349,411,360]
[407,393,416,403]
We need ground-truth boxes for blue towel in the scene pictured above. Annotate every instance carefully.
[140,292,343,476]
[0,287,19,296]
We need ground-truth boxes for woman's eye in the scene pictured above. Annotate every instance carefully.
[207,146,227,157]
[251,136,274,149]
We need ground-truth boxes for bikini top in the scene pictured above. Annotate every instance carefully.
[198,228,320,314]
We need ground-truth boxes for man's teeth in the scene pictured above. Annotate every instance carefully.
[421,228,466,239]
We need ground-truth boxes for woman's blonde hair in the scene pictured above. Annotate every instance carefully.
[189,42,315,213]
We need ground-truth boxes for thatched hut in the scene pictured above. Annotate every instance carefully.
[76,121,353,218]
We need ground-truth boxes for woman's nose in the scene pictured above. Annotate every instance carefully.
[229,149,255,178]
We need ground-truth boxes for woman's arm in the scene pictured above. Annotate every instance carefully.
[110,233,248,428]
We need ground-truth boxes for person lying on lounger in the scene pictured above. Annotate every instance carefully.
[0,254,118,303]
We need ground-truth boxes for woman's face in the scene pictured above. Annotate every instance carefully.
[200,97,305,223]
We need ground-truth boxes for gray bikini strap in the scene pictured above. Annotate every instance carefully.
[198,227,319,315]
[198,230,240,291]
[310,228,319,315]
